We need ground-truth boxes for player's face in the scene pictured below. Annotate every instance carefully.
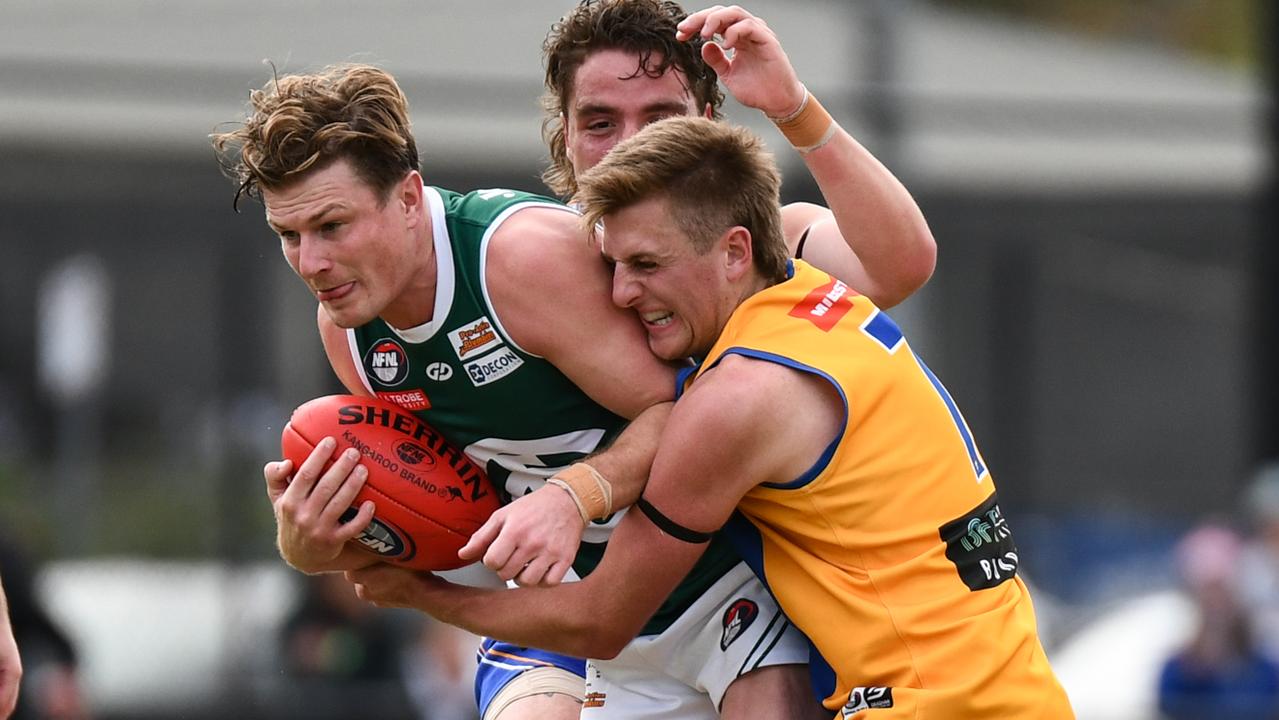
[564,49,703,183]
[264,159,428,329]
[601,196,730,361]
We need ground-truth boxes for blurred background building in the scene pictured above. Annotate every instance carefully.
[0,0,1271,718]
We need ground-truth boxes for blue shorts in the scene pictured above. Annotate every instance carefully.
[474,637,587,715]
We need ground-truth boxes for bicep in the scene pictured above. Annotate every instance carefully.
[643,358,844,534]
[489,212,677,419]
[639,372,774,534]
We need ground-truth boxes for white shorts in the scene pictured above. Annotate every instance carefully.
[582,562,810,719]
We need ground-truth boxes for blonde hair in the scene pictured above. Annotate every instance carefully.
[212,63,419,206]
[576,116,787,283]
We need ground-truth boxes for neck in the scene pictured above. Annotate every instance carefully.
[382,215,438,330]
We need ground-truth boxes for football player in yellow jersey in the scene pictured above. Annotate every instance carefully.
[348,115,1074,717]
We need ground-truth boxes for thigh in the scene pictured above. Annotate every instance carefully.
[720,664,829,720]
[484,666,585,720]
[581,656,717,720]
[476,639,586,720]
[590,562,815,716]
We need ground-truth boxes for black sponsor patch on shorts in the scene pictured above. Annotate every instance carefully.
[938,492,1019,591]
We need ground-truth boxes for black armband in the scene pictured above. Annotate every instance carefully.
[635,496,714,544]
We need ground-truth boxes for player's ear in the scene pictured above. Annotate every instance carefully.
[722,226,753,280]
[702,103,713,120]
[399,171,425,226]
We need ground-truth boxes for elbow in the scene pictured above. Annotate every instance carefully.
[909,241,938,294]
[906,224,938,290]
[563,608,645,659]
[576,626,635,660]
[878,231,937,309]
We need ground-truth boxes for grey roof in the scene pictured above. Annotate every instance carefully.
[1,0,1265,191]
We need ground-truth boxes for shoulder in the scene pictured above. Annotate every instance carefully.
[689,355,804,421]
[485,205,601,302]
[677,353,844,480]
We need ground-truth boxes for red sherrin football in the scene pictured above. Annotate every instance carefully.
[281,394,501,571]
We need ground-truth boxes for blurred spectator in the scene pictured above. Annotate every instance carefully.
[1240,463,1279,658]
[0,533,87,720]
[276,573,417,718]
[1,574,19,719]
[401,620,479,720]
[1157,523,1279,720]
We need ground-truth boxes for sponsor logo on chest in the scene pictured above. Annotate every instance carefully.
[788,279,858,332]
[376,388,431,411]
[448,317,502,360]
[465,346,524,386]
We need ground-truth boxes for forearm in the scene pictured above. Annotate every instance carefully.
[586,401,671,509]
[430,579,630,658]
[396,509,694,658]
[800,125,935,304]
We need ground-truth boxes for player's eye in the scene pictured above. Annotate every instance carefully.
[320,221,341,234]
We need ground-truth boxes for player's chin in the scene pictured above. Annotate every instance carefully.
[649,337,690,360]
[647,331,692,362]
[322,303,375,329]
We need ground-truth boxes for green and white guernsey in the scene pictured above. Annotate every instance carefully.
[345,186,738,634]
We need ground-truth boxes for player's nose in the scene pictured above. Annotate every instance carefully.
[296,235,333,278]
[611,265,641,309]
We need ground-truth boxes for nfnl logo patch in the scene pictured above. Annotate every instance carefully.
[448,317,501,360]
[365,339,409,386]
[788,279,856,332]
[842,687,894,716]
[720,598,758,650]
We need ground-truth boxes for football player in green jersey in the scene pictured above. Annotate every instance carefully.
[538,2,935,311]
[214,2,937,716]
[214,64,819,720]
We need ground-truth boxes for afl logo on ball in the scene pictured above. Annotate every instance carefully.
[394,440,436,467]
[341,508,414,562]
[365,339,409,386]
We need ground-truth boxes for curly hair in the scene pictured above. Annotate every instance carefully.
[540,0,725,199]
[577,116,787,285]
[212,63,420,208]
